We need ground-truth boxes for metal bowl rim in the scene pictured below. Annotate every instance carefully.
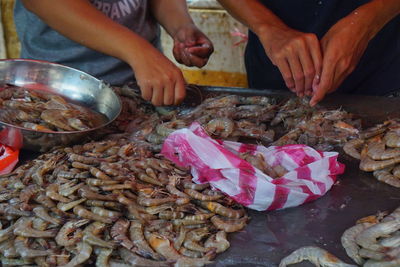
[0,58,122,134]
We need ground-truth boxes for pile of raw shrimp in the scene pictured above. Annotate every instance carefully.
[0,84,107,132]
[0,138,247,266]
[343,119,400,188]
[122,91,362,153]
[279,205,400,267]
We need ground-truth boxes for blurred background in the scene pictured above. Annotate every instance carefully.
[0,0,248,87]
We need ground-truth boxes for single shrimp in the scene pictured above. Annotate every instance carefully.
[137,196,176,207]
[14,217,57,238]
[14,236,53,258]
[111,219,152,258]
[367,138,400,160]
[85,199,123,210]
[129,220,164,261]
[341,222,374,265]
[205,231,230,253]
[343,139,365,160]
[86,178,118,186]
[33,206,62,225]
[184,213,215,221]
[373,167,400,188]
[94,247,113,267]
[385,130,400,148]
[210,215,248,233]
[358,248,386,261]
[55,219,89,247]
[147,233,213,266]
[138,173,164,186]
[356,219,400,251]
[166,175,189,198]
[60,241,93,267]
[119,247,169,266]
[0,256,34,266]
[57,170,90,179]
[182,181,209,191]
[57,198,87,212]
[179,247,203,258]
[184,188,223,201]
[183,228,210,252]
[205,118,235,138]
[46,184,71,203]
[73,205,114,224]
[83,221,115,249]
[380,231,400,247]
[159,211,185,220]
[0,239,18,258]
[34,193,56,208]
[145,203,174,215]
[174,226,188,251]
[90,166,111,180]
[382,206,400,223]
[200,201,245,219]
[78,186,116,201]
[359,146,400,172]
[90,206,122,221]
[59,181,84,197]
[0,224,14,243]
[363,258,400,267]
[279,246,357,267]
[68,153,99,165]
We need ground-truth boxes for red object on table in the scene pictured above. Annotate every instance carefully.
[0,144,19,175]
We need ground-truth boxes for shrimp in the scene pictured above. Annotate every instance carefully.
[138,173,164,186]
[129,220,164,261]
[166,175,189,198]
[85,199,123,210]
[86,178,119,186]
[184,188,223,201]
[78,186,116,201]
[0,224,14,243]
[204,231,230,253]
[46,184,71,203]
[33,206,63,225]
[68,153,99,165]
[182,181,209,191]
[119,247,169,266]
[200,201,245,219]
[14,236,53,258]
[73,205,114,224]
[205,118,235,138]
[83,221,115,249]
[145,203,174,215]
[343,139,365,160]
[210,215,248,233]
[367,139,400,160]
[91,206,122,220]
[279,246,357,267]
[60,242,93,267]
[111,219,152,258]
[0,203,32,217]
[380,231,400,247]
[59,181,84,197]
[57,198,87,212]
[55,219,89,247]
[147,233,213,266]
[341,222,374,265]
[184,228,210,252]
[174,226,188,251]
[364,258,400,267]
[0,239,17,258]
[385,130,400,148]
[356,219,400,251]
[14,217,57,238]
[158,211,185,220]
[156,119,187,137]
[0,256,34,266]
[184,213,215,221]
[358,248,386,261]
[359,146,400,172]
[57,170,90,179]
[137,196,176,207]
[34,193,56,208]
[373,167,400,188]
[94,247,113,267]
[20,184,41,210]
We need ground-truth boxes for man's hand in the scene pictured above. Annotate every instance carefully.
[259,26,322,97]
[310,14,371,106]
[172,24,214,68]
[130,41,186,107]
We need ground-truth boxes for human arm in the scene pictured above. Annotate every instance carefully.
[150,0,213,68]
[21,0,185,106]
[310,0,400,106]
[217,0,322,97]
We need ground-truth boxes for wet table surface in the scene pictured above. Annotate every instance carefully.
[18,87,400,267]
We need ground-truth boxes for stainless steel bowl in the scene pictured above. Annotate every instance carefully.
[0,59,121,152]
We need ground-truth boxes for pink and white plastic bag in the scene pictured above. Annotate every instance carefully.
[161,123,345,211]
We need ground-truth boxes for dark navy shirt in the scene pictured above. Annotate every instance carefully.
[245,0,400,95]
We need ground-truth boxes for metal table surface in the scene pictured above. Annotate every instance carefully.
[18,87,400,267]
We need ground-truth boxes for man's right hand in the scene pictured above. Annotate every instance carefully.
[258,25,322,97]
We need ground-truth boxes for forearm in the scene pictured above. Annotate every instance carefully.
[216,0,290,36]
[345,0,400,40]
[150,0,194,37]
[21,0,155,67]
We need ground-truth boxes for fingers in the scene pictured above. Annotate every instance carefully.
[174,77,186,106]
[275,58,295,93]
[310,56,335,107]
[287,55,305,97]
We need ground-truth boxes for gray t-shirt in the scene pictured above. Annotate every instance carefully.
[14,0,160,85]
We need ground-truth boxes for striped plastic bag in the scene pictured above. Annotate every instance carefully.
[161,122,345,211]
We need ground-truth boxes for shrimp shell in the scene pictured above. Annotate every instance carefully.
[73,205,114,224]
[205,231,230,254]
[201,201,245,219]
[341,222,374,265]
[279,246,356,267]
[356,219,400,251]
[210,215,248,233]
